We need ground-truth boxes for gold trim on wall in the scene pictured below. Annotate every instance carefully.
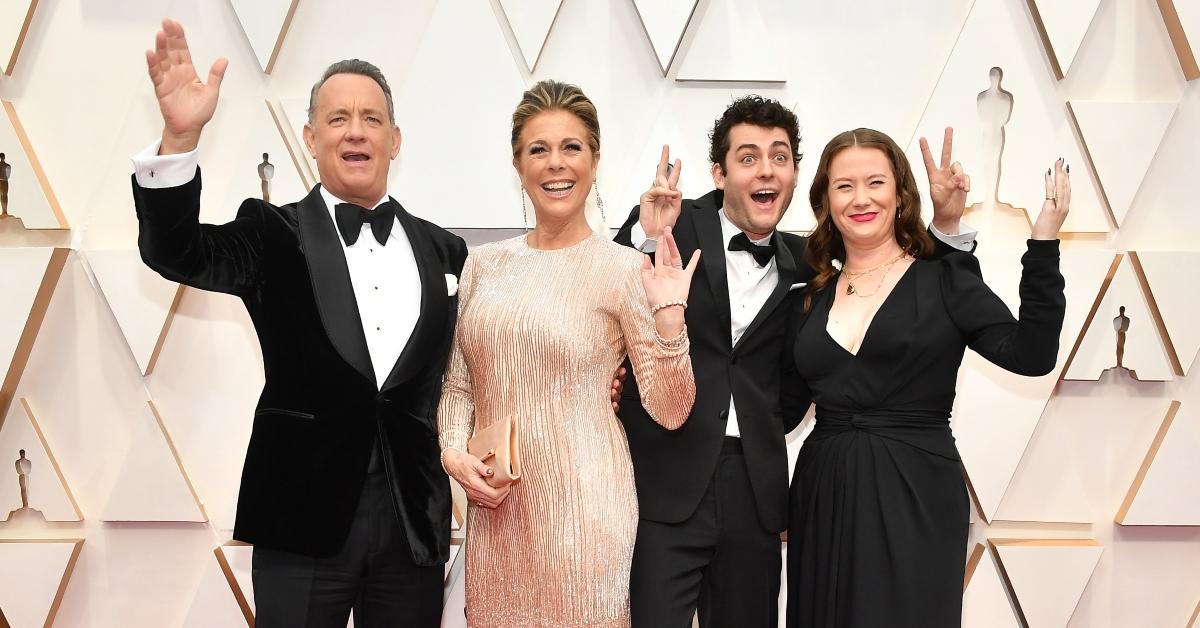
[16,397,83,520]
[2,0,39,76]
[1,102,67,230]
[0,538,84,628]
[146,400,209,522]
[1115,399,1182,524]
[0,248,67,435]
[214,542,254,627]
[1127,251,1186,376]
[265,99,315,190]
[143,284,185,377]
[264,0,300,75]
[1156,0,1200,80]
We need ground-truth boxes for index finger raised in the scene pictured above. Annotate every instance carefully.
[919,137,937,175]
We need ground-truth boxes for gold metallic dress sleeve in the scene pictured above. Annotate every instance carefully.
[615,254,695,430]
[437,234,695,627]
[437,254,477,454]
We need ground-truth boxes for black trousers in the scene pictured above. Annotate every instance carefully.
[630,437,782,628]
[251,469,443,628]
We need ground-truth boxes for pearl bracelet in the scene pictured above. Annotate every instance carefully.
[651,300,688,315]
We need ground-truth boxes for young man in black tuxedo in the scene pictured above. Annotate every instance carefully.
[131,20,465,627]
[614,97,977,627]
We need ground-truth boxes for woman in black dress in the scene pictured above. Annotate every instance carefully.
[782,128,1070,627]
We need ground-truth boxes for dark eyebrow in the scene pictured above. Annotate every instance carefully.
[771,140,792,152]
[735,143,762,153]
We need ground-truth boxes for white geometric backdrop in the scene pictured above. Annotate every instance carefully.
[1,0,1199,626]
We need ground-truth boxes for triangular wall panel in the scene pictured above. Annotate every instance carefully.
[100,400,207,522]
[0,101,67,229]
[86,249,183,375]
[275,96,319,187]
[1028,0,1103,78]
[181,545,253,628]
[0,0,37,76]
[0,248,58,397]
[1064,254,1175,382]
[228,0,300,74]
[632,0,699,74]
[906,0,1110,233]
[1117,401,1200,525]
[0,398,81,521]
[991,539,1103,627]
[1070,100,1178,226]
[1135,251,1200,375]
[497,0,564,72]
[0,539,83,628]
[962,543,1023,627]
[675,0,787,83]
[954,248,1115,522]
[392,0,527,228]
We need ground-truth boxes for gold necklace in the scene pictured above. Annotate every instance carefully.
[844,251,906,296]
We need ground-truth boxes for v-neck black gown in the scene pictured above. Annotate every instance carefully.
[782,241,1066,627]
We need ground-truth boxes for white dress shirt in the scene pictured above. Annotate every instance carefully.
[132,141,422,388]
[629,208,977,438]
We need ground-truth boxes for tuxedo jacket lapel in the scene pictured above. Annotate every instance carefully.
[381,202,449,392]
[692,206,732,344]
[297,186,375,385]
[735,232,798,352]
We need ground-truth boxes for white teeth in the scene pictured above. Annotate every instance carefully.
[543,182,574,191]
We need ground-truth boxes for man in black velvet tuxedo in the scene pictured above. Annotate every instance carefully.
[132,20,464,627]
[614,97,977,627]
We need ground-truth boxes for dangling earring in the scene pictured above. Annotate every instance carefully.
[896,204,902,219]
[594,178,607,225]
[521,187,530,232]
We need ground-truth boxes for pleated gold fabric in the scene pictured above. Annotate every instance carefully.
[439,233,695,627]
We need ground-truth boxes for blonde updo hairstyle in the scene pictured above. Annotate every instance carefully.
[510,79,606,232]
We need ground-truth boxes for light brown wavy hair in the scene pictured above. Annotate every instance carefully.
[803,128,934,311]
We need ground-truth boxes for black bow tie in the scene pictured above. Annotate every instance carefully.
[335,201,396,246]
[728,232,775,266]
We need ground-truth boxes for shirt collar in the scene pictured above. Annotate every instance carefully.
[319,185,390,217]
[718,208,774,246]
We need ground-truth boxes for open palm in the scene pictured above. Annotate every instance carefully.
[145,19,228,152]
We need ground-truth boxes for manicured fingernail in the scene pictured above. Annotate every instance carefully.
[1066,164,1070,173]
[1047,168,1051,175]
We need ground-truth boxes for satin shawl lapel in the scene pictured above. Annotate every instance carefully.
[381,202,448,391]
[692,206,732,343]
[735,233,798,351]
[296,186,375,385]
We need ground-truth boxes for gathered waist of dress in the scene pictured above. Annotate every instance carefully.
[810,407,960,461]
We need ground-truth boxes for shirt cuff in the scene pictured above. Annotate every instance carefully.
[931,221,978,252]
[629,220,657,253]
[131,139,200,189]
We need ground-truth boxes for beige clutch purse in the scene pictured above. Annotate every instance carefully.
[467,414,522,488]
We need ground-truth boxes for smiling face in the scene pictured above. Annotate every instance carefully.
[513,109,598,226]
[826,145,900,248]
[303,73,401,207]
[712,123,798,238]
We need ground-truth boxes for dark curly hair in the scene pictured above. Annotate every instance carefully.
[708,95,802,173]
[803,128,935,311]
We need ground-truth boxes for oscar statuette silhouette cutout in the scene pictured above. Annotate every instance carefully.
[0,152,12,220]
[6,449,46,522]
[258,153,274,203]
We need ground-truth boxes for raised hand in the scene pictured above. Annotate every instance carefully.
[638,145,683,238]
[920,127,971,235]
[640,226,700,338]
[145,19,228,154]
[1031,159,1070,240]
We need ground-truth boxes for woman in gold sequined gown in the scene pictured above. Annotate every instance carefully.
[437,80,700,627]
